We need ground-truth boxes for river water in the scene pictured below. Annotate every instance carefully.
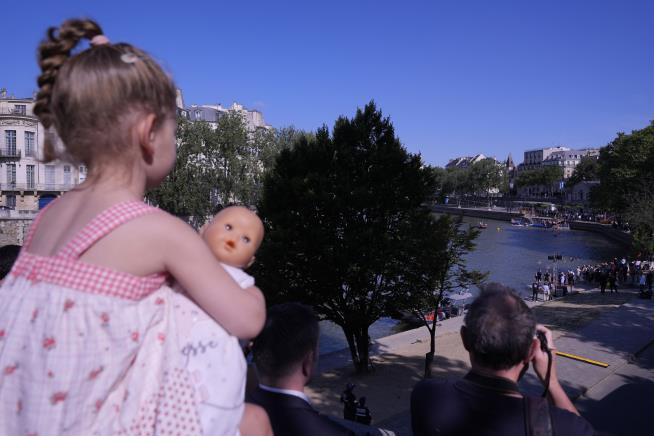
[319,216,625,355]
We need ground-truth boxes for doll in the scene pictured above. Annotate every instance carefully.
[202,206,265,289]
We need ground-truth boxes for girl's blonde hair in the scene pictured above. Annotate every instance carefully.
[33,18,177,166]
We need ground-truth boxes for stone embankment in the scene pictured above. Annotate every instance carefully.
[431,204,522,222]
[432,204,633,247]
[568,220,633,247]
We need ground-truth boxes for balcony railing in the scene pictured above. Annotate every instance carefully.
[0,182,76,191]
[0,108,35,117]
[0,148,21,158]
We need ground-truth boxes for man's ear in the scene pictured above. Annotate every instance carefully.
[525,337,539,363]
[301,349,315,379]
[136,113,158,164]
[460,326,470,351]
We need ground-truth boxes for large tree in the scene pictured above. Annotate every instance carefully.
[468,158,503,202]
[594,121,654,252]
[515,166,564,197]
[146,118,216,226]
[254,102,440,373]
[565,155,599,188]
[147,116,300,224]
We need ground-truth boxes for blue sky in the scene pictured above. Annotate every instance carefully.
[3,0,653,166]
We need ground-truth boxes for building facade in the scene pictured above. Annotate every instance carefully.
[185,102,271,131]
[565,180,600,203]
[519,146,570,171]
[0,89,83,215]
[541,148,600,179]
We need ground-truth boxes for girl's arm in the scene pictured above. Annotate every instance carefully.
[160,215,266,339]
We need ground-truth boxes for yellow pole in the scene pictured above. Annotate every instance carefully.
[555,351,609,368]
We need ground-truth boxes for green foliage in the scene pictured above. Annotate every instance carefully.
[515,165,564,196]
[433,160,505,200]
[399,214,485,377]
[147,116,301,226]
[594,121,654,252]
[594,121,654,211]
[146,118,215,227]
[565,155,599,188]
[254,102,440,373]
[468,158,503,196]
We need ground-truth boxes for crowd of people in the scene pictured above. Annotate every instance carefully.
[532,256,653,301]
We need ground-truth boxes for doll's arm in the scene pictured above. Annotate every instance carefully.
[159,215,266,339]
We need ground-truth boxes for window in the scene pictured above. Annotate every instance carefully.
[25,131,35,157]
[195,110,202,120]
[5,130,16,155]
[6,164,16,187]
[6,194,16,209]
[64,165,71,187]
[13,105,26,115]
[45,165,55,189]
[26,165,35,189]
[79,165,87,183]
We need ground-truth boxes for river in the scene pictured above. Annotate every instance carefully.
[319,216,625,355]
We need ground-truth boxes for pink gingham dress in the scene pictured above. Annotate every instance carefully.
[0,201,246,435]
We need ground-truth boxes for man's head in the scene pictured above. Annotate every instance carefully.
[253,303,320,387]
[461,283,536,371]
[203,206,264,268]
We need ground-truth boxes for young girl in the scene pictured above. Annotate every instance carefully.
[0,18,270,435]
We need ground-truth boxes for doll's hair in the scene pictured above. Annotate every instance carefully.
[33,18,177,166]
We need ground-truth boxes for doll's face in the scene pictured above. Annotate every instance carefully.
[203,206,264,268]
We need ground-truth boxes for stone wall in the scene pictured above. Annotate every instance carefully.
[569,221,633,248]
[432,205,523,222]
[0,218,32,246]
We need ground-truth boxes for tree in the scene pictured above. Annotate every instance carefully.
[399,214,485,378]
[147,115,302,224]
[594,121,654,212]
[594,121,654,252]
[565,155,599,188]
[254,102,439,373]
[515,166,563,197]
[147,118,216,226]
[443,167,472,204]
[468,158,503,202]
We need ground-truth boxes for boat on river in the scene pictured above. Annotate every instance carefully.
[511,217,532,226]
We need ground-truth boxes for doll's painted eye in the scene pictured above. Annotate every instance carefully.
[225,224,232,231]
[242,236,251,244]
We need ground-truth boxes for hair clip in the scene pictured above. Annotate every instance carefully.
[90,35,110,46]
[120,53,139,64]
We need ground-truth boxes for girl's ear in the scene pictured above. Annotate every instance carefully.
[136,113,158,164]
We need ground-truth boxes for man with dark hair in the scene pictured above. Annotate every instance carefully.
[411,284,593,436]
[248,303,356,436]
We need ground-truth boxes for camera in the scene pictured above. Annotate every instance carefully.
[536,330,548,352]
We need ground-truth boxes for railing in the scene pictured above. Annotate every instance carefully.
[0,182,76,191]
[0,148,21,158]
[0,108,35,117]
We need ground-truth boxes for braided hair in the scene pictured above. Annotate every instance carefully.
[33,18,176,167]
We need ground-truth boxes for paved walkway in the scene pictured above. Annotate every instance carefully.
[373,292,654,435]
